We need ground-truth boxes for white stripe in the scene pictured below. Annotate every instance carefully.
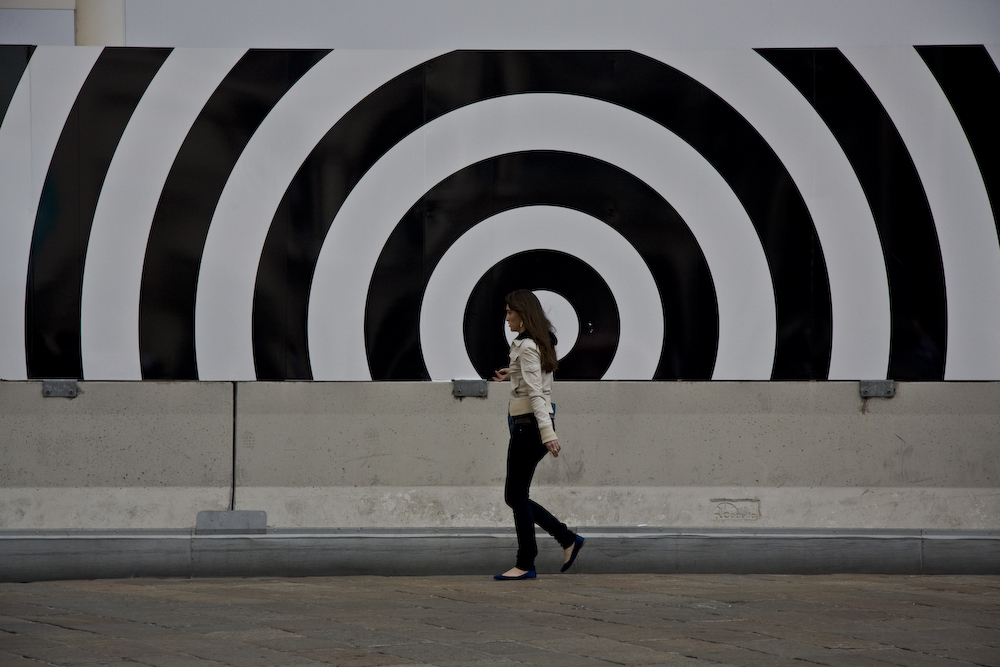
[420,206,663,380]
[122,0,1000,50]
[985,44,1000,71]
[0,47,100,380]
[0,58,34,380]
[195,49,447,381]
[844,46,1000,380]
[309,93,775,380]
[80,49,246,380]
[640,48,892,380]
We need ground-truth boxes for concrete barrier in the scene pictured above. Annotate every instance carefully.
[1,379,997,532]
[236,381,1000,530]
[0,381,232,529]
[3,379,998,578]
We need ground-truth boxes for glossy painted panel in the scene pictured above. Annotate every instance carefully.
[26,48,170,379]
[365,151,716,380]
[256,51,829,380]
[759,48,948,380]
[7,47,994,381]
[917,46,1000,243]
[252,62,426,379]
[138,49,329,379]
[0,46,34,126]
[464,250,619,380]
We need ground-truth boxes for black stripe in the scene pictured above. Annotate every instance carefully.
[758,48,948,380]
[916,45,1000,244]
[0,45,34,126]
[252,61,425,379]
[25,47,171,379]
[364,151,717,380]
[464,251,620,380]
[254,51,832,380]
[138,49,330,379]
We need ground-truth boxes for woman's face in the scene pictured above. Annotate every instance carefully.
[505,305,523,332]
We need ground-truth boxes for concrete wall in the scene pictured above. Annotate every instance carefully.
[3,380,997,531]
[0,381,232,528]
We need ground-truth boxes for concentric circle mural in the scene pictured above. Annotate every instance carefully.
[2,45,999,382]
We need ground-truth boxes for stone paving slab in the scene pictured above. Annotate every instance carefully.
[0,574,998,666]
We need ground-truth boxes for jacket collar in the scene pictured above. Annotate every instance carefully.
[515,330,558,346]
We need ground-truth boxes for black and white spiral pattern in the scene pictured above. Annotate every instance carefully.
[1,45,998,381]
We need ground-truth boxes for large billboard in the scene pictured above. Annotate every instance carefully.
[1,45,998,381]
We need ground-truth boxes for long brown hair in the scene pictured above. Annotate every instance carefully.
[506,289,559,373]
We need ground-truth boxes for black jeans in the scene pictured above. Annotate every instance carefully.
[504,415,576,570]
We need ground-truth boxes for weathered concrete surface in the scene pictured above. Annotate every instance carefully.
[0,486,230,530]
[0,381,232,529]
[235,381,507,488]
[1,574,998,666]
[2,380,998,531]
[237,381,1000,529]
[195,510,266,534]
[239,381,1000,488]
[239,485,1000,530]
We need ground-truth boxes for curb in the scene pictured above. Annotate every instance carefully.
[2,528,998,582]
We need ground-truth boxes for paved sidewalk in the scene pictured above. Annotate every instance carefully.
[1,574,998,666]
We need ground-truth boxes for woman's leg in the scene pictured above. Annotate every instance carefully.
[504,424,547,571]
[504,420,578,570]
[528,499,576,549]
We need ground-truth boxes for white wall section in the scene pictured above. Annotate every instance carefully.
[987,44,1000,69]
[0,8,75,46]
[121,0,1000,50]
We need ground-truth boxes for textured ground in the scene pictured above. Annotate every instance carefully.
[1,574,998,666]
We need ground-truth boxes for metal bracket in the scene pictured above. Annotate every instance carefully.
[859,380,895,398]
[42,379,78,398]
[453,379,488,398]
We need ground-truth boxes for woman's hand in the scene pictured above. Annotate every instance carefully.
[545,439,560,457]
[492,367,509,381]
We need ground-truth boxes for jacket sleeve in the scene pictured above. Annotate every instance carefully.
[519,343,558,443]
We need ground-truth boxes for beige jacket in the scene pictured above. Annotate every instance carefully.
[507,335,557,443]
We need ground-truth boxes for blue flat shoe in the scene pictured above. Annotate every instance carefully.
[561,535,586,572]
[493,569,536,580]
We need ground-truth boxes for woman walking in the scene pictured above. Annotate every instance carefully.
[491,290,585,580]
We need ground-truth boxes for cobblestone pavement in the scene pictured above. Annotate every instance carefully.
[1,574,998,666]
